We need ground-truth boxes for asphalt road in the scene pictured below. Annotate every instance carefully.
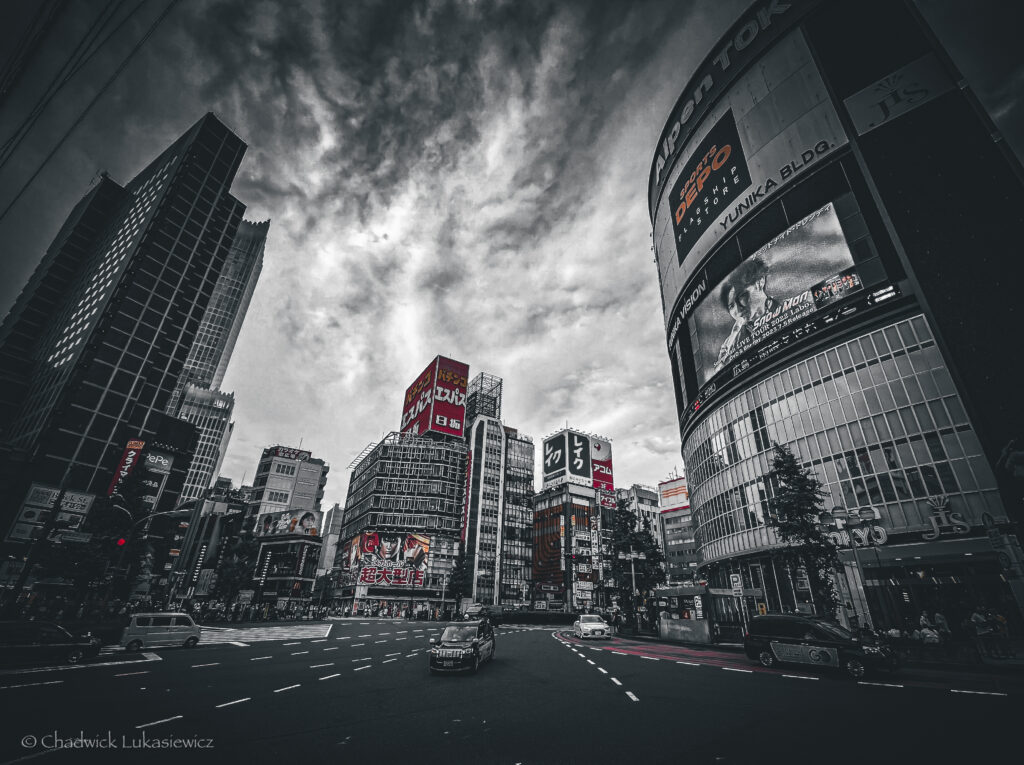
[0,619,1020,765]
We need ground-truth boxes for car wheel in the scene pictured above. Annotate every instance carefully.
[126,640,143,653]
[66,649,84,665]
[470,653,480,674]
[758,649,776,668]
[184,637,198,649]
[844,657,866,680]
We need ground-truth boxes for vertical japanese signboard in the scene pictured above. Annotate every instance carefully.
[400,355,469,438]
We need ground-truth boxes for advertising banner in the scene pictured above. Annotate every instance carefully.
[5,484,95,543]
[107,439,146,495]
[257,509,322,537]
[270,446,311,461]
[654,29,850,326]
[400,356,469,438]
[542,432,567,488]
[139,449,175,514]
[590,438,613,492]
[567,431,591,482]
[353,531,430,587]
[688,203,860,384]
[430,356,469,437]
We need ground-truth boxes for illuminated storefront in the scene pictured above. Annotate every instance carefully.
[649,0,1024,638]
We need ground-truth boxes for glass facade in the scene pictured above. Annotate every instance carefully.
[685,314,1007,566]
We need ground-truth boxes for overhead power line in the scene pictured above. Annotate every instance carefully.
[0,0,183,227]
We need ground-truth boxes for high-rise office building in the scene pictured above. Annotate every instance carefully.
[463,373,535,605]
[0,113,248,552]
[167,219,266,500]
[658,476,697,584]
[616,484,661,547]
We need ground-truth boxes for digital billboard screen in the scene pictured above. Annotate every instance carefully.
[688,203,861,384]
[257,509,322,537]
[349,531,430,587]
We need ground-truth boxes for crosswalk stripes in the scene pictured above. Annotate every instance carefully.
[200,624,332,644]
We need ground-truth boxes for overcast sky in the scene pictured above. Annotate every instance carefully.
[1,0,1021,510]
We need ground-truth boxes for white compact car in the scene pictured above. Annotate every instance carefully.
[573,614,612,640]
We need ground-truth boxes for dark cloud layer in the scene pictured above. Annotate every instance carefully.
[0,0,1019,504]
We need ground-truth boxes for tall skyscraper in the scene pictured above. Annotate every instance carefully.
[463,373,535,605]
[0,113,248,551]
[167,219,267,500]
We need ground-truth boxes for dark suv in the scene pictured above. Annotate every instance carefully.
[744,614,898,679]
[463,604,502,626]
[429,620,496,674]
[0,621,102,666]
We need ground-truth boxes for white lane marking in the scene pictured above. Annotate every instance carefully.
[396,637,407,641]
[191,663,219,668]
[358,635,372,638]
[0,679,64,689]
[413,629,424,632]
[626,692,639,702]
[611,678,622,686]
[215,697,250,708]
[612,651,627,655]
[383,659,397,664]
[386,652,401,657]
[0,653,162,675]
[283,642,300,646]
[351,643,365,647]
[723,667,752,673]
[950,689,1008,696]
[352,658,371,662]
[323,647,338,652]
[586,660,595,665]
[136,715,182,729]
[290,651,309,656]
[250,656,272,661]
[598,668,608,674]
[397,631,408,634]
[379,632,391,635]
[375,640,387,644]
[338,637,351,640]
[311,639,327,643]
[858,681,903,688]
[310,663,334,669]
[114,671,149,677]
[320,673,341,680]
[783,674,818,680]
[406,654,418,658]
[354,665,370,671]
[228,641,250,647]
[641,657,659,661]
[273,684,300,693]
[677,661,701,666]
[360,623,369,625]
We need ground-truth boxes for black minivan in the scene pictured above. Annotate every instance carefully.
[744,615,898,679]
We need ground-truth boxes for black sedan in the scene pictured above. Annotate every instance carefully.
[429,620,496,674]
[0,621,102,666]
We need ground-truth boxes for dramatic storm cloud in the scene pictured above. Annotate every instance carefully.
[0,0,1019,505]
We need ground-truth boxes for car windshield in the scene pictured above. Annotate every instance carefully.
[440,626,478,642]
[815,622,854,641]
[580,615,605,624]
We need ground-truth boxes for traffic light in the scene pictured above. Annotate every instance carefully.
[116,538,127,547]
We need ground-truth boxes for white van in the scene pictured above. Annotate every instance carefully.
[120,613,201,652]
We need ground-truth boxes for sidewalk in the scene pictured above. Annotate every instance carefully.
[618,630,1024,673]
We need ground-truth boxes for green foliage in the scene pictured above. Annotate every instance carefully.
[213,534,259,602]
[609,498,666,608]
[766,443,841,614]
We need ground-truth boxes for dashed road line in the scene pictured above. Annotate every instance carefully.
[612,651,627,655]
[0,679,64,689]
[215,697,250,708]
[352,643,365,647]
[354,665,370,671]
[626,692,639,702]
[250,656,271,661]
[597,667,608,674]
[383,659,397,664]
[374,640,387,644]
[352,658,371,662]
[191,663,220,668]
[323,647,338,652]
[273,684,300,693]
[783,674,818,680]
[311,639,327,643]
[310,663,334,669]
[290,651,309,656]
[677,661,701,666]
[358,635,372,638]
[320,673,341,680]
[723,667,752,673]
[136,715,182,729]
[114,671,149,677]
[283,642,300,646]
[611,678,622,686]
[338,637,351,641]
[858,681,903,688]
[950,689,1007,696]
[386,652,401,657]
[641,656,659,661]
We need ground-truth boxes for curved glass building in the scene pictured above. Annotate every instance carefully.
[649,0,1024,637]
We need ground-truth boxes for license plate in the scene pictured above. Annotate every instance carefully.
[443,661,454,667]
[594,630,604,635]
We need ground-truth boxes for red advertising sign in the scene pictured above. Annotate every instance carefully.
[351,531,430,589]
[401,359,437,436]
[400,355,469,438]
[431,356,469,437]
[107,440,146,496]
[461,449,473,544]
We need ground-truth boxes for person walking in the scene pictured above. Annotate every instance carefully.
[970,605,995,659]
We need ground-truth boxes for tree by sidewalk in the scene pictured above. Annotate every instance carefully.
[609,498,666,620]
[214,533,259,603]
[447,547,470,611]
[765,443,840,614]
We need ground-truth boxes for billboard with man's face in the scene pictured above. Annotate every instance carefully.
[688,203,860,384]
[256,509,322,538]
[348,531,430,587]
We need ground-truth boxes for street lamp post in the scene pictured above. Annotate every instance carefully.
[618,546,646,634]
